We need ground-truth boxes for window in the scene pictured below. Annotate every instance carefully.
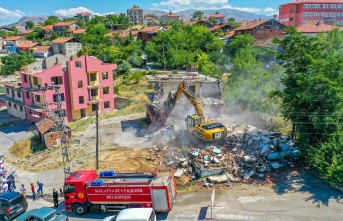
[28,109,32,114]
[320,12,327,17]
[53,93,65,102]
[90,89,98,96]
[338,4,343,9]
[6,88,9,94]
[92,104,98,111]
[24,75,27,83]
[78,80,83,88]
[14,104,17,110]
[322,4,328,9]
[304,4,311,9]
[26,92,30,99]
[33,77,38,86]
[17,91,21,98]
[51,76,63,85]
[35,95,41,102]
[90,73,97,81]
[329,4,337,9]
[336,13,342,17]
[311,12,315,17]
[315,13,319,17]
[103,87,109,94]
[102,72,108,80]
[79,96,84,104]
[104,101,110,109]
[8,102,11,107]
[20,106,23,112]
[38,112,43,117]
[75,61,82,68]
[303,12,308,17]
[329,12,335,17]
[55,109,66,117]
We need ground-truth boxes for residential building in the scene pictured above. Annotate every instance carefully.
[210,24,234,34]
[279,0,343,27]
[17,40,38,53]
[208,12,226,25]
[161,12,180,23]
[143,16,159,25]
[72,28,87,36]
[52,21,79,35]
[234,19,286,40]
[41,25,53,40]
[18,55,117,122]
[3,36,25,53]
[51,37,82,57]
[75,12,93,22]
[66,56,116,120]
[137,26,171,43]
[0,82,26,120]
[21,30,34,36]
[33,46,52,58]
[296,22,343,36]
[183,20,214,28]
[127,5,144,24]
[105,29,139,41]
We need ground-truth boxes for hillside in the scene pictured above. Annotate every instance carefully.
[6,15,67,31]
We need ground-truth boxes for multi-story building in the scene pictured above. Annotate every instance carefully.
[75,12,93,22]
[51,37,82,57]
[52,21,79,35]
[234,19,286,39]
[66,56,116,120]
[18,55,117,123]
[41,25,53,40]
[3,36,25,53]
[161,12,180,23]
[127,5,143,24]
[0,82,26,120]
[208,12,226,25]
[279,0,343,27]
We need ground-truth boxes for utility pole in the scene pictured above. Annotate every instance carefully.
[95,107,99,170]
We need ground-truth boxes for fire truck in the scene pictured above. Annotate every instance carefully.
[63,170,176,215]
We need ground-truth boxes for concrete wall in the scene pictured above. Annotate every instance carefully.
[6,102,26,119]
[25,54,70,70]
[5,87,24,103]
[114,96,131,110]
[43,130,71,147]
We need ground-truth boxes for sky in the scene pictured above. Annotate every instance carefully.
[0,0,290,25]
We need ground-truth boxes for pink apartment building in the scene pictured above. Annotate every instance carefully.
[20,56,117,123]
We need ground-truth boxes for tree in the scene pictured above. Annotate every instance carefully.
[227,17,239,29]
[193,11,204,21]
[208,17,217,26]
[44,16,60,25]
[25,20,35,30]
[11,27,19,36]
[274,27,343,183]
[0,51,36,76]
[227,34,255,57]
[145,14,158,20]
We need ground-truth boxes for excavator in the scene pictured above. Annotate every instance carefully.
[166,81,227,142]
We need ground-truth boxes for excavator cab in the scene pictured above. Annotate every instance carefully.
[185,115,202,129]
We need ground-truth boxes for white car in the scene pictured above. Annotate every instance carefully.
[102,208,156,221]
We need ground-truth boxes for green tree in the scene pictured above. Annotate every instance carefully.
[227,17,239,29]
[208,17,217,26]
[0,51,36,76]
[44,16,60,25]
[274,27,343,183]
[193,11,204,21]
[25,20,35,30]
[11,27,19,36]
[227,34,255,57]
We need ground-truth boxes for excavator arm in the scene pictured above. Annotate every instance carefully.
[172,82,205,125]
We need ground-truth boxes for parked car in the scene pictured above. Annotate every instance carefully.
[14,207,68,221]
[102,208,156,221]
[0,192,27,221]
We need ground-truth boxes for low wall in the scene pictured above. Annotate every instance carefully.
[114,96,131,110]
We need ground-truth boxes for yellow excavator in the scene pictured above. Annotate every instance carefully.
[168,81,227,142]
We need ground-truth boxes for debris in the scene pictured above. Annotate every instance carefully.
[207,174,229,184]
[174,168,185,178]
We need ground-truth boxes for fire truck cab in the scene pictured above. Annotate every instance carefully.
[64,170,176,215]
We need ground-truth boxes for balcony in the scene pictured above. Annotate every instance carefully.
[88,95,101,104]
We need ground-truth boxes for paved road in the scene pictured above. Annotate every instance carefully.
[25,169,342,221]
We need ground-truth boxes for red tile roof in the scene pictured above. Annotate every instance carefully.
[18,41,38,48]
[41,25,53,30]
[34,45,51,53]
[235,20,268,31]
[4,36,24,41]
[210,24,233,32]
[283,0,342,5]
[77,12,91,16]
[144,16,158,21]
[36,115,58,134]
[166,13,179,17]
[21,30,34,35]
[297,23,343,33]
[223,31,235,38]
[139,26,162,33]
[73,29,87,34]
[128,6,142,11]
[51,37,73,43]
[54,21,77,27]
[209,13,225,18]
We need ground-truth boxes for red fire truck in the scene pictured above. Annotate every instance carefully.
[63,170,176,215]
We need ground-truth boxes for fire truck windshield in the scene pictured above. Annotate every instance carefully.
[64,184,75,194]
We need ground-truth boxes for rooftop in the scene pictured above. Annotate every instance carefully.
[36,114,59,134]
[53,21,77,27]
[281,0,343,6]
[34,45,51,53]
[146,73,219,83]
[4,36,23,41]
[297,23,343,33]
[51,37,73,43]
[41,25,53,30]
[209,12,225,18]
[128,5,142,11]
[21,30,34,35]
[73,28,87,34]
[144,16,158,21]
[223,31,235,38]
[18,40,38,48]
[235,20,268,31]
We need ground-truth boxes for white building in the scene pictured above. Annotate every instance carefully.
[0,82,26,120]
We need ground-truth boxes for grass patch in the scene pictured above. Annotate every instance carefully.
[177,182,201,194]
[0,86,5,93]
[9,134,45,158]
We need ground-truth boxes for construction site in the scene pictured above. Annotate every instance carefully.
[7,72,303,195]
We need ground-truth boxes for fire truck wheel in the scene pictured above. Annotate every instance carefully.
[73,203,87,215]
